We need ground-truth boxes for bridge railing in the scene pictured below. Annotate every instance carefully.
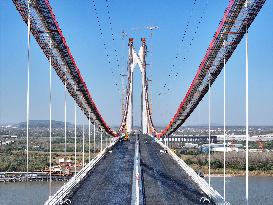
[44,138,118,205]
[153,136,229,205]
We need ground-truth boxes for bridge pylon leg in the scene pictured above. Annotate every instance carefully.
[120,38,155,135]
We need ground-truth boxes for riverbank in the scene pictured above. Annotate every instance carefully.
[1,176,272,205]
[205,170,273,177]
[189,164,273,176]
[179,152,273,177]
[0,172,71,183]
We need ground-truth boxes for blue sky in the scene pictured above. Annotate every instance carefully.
[0,0,272,127]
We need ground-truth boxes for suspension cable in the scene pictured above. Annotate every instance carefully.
[180,0,209,62]
[159,0,209,96]
[74,85,77,175]
[89,112,91,162]
[93,124,96,154]
[208,72,211,187]
[105,134,107,148]
[223,39,226,201]
[104,0,121,75]
[82,122,85,168]
[148,30,154,117]
[26,0,31,183]
[158,0,198,94]
[49,38,52,197]
[245,5,249,203]
[100,129,103,152]
[64,81,67,160]
[91,0,120,91]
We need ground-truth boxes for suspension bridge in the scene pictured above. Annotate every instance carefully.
[8,0,267,204]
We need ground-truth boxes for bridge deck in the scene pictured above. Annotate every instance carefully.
[70,138,136,205]
[140,135,214,205]
[68,135,214,205]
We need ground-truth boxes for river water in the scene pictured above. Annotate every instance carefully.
[0,181,63,205]
[209,176,273,205]
[0,177,272,204]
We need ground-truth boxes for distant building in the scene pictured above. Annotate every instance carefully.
[0,140,14,146]
[49,165,62,174]
[164,135,218,144]
[184,143,198,148]
[201,143,239,153]
[58,158,72,165]
[212,147,238,152]
[10,135,17,138]
[249,149,269,153]
[217,134,273,142]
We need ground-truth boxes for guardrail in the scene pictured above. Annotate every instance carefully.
[153,136,229,205]
[131,135,143,205]
[44,138,118,205]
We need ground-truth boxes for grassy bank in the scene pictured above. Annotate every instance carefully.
[177,151,273,176]
[0,151,98,172]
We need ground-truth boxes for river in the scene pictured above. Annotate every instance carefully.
[209,176,273,205]
[0,181,63,205]
[0,176,272,204]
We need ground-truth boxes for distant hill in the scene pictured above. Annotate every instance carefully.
[14,120,74,128]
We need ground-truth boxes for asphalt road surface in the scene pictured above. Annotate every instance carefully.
[69,135,215,205]
[139,135,215,205]
[69,137,135,205]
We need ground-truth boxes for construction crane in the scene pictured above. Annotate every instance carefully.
[130,25,159,37]
[131,25,159,31]
[147,26,159,37]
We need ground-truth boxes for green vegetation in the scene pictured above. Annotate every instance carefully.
[0,136,103,172]
[180,151,273,176]
[0,151,48,172]
[0,150,97,172]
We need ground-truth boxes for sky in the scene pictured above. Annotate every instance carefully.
[0,0,273,127]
